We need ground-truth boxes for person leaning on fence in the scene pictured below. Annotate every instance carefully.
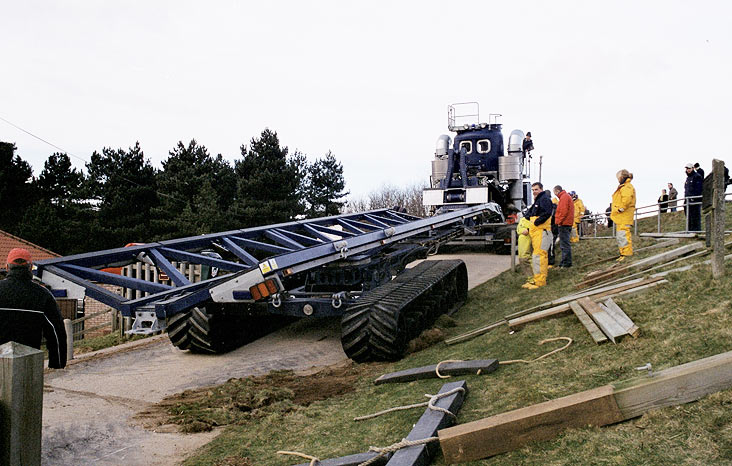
[523,182,553,290]
[0,248,67,369]
[610,169,636,262]
[658,188,669,213]
[667,183,678,212]
[553,185,574,268]
[684,162,703,231]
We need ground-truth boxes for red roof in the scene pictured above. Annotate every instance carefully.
[0,229,59,268]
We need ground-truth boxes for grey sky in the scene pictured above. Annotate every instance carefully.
[3,1,731,215]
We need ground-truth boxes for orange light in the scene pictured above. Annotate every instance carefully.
[249,285,262,300]
[257,282,270,298]
[265,279,277,294]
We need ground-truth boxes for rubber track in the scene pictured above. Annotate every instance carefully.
[341,260,468,362]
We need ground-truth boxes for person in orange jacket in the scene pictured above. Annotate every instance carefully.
[553,185,574,268]
[610,169,636,261]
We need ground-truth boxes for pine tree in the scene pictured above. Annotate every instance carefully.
[0,142,36,233]
[306,151,348,217]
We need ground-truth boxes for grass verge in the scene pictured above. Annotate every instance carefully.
[172,211,732,465]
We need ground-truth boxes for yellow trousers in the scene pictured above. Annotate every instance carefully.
[570,223,579,243]
[616,224,633,256]
[530,227,552,286]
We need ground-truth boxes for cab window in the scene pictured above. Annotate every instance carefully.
[477,139,491,154]
[459,141,472,154]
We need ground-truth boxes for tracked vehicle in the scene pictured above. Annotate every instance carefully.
[36,106,531,362]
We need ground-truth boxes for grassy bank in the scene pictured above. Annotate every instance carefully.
[177,212,732,465]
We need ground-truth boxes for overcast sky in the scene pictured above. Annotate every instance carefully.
[3,1,731,216]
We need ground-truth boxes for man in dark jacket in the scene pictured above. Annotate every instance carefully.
[684,163,703,232]
[553,185,574,268]
[522,182,553,289]
[0,248,67,369]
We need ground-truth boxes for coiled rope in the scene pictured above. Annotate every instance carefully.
[353,386,465,421]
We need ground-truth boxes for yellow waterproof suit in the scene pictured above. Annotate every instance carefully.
[571,198,585,243]
[516,217,532,260]
[611,179,636,256]
[529,216,552,286]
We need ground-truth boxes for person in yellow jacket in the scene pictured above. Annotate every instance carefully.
[610,169,636,261]
[570,191,585,243]
[516,214,533,277]
[522,183,553,289]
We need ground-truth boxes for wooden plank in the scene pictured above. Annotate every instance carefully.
[602,298,640,337]
[633,238,679,252]
[569,301,608,344]
[386,380,468,466]
[612,349,732,419]
[438,349,732,463]
[374,360,498,385]
[577,298,626,343]
[508,278,667,329]
[444,321,506,346]
[438,385,622,463]
[639,232,697,238]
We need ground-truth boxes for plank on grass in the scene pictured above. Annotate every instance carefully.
[439,349,732,463]
[577,298,626,343]
[374,360,498,385]
[293,452,390,466]
[444,320,506,346]
[438,385,623,463]
[386,380,468,466]
[602,298,640,338]
[569,301,608,344]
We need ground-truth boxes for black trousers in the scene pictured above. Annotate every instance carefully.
[558,225,572,267]
[687,201,702,231]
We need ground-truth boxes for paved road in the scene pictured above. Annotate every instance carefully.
[41,252,510,465]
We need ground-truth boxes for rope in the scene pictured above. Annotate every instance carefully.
[354,387,465,421]
[358,437,439,466]
[276,450,319,466]
[499,337,573,365]
[435,359,463,378]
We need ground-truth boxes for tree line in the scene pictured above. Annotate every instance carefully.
[0,129,347,255]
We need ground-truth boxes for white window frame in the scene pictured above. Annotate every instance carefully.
[459,141,473,154]
[477,139,491,154]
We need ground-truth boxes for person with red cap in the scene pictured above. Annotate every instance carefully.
[0,248,67,368]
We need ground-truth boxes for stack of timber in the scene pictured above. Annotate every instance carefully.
[438,350,732,463]
[507,276,666,329]
[571,297,639,344]
[576,242,704,289]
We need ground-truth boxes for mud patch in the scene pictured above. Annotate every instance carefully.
[135,364,364,433]
[407,327,445,354]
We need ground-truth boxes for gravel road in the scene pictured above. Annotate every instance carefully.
[41,252,510,465]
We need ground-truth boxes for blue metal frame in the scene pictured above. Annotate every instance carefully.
[36,207,489,319]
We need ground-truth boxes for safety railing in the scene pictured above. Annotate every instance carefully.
[579,192,732,240]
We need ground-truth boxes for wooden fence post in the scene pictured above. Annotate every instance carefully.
[0,342,44,466]
[712,159,726,278]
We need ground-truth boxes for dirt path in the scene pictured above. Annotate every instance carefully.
[41,252,510,465]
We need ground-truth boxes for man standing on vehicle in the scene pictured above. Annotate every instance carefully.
[553,185,574,268]
[0,248,67,369]
[523,182,553,290]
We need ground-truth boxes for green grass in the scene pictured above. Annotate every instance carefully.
[180,214,732,465]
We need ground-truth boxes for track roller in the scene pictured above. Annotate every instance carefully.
[340,259,468,362]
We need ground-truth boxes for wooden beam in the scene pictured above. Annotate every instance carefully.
[386,380,468,466]
[374,360,498,385]
[508,279,667,328]
[438,385,623,463]
[444,321,506,346]
[438,349,732,463]
[601,298,640,338]
[639,232,698,238]
[577,298,626,343]
[633,238,679,252]
[293,452,390,466]
[569,301,608,344]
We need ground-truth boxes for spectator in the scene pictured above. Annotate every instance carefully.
[553,185,574,268]
[610,169,636,261]
[522,182,553,290]
[667,183,678,212]
[694,163,704,179]
[548,193,558,266]
[516,213,533,277]
[658,188,669,213]
[606,203,613,228]
[0,248,67,369]
[684,162,703,231]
